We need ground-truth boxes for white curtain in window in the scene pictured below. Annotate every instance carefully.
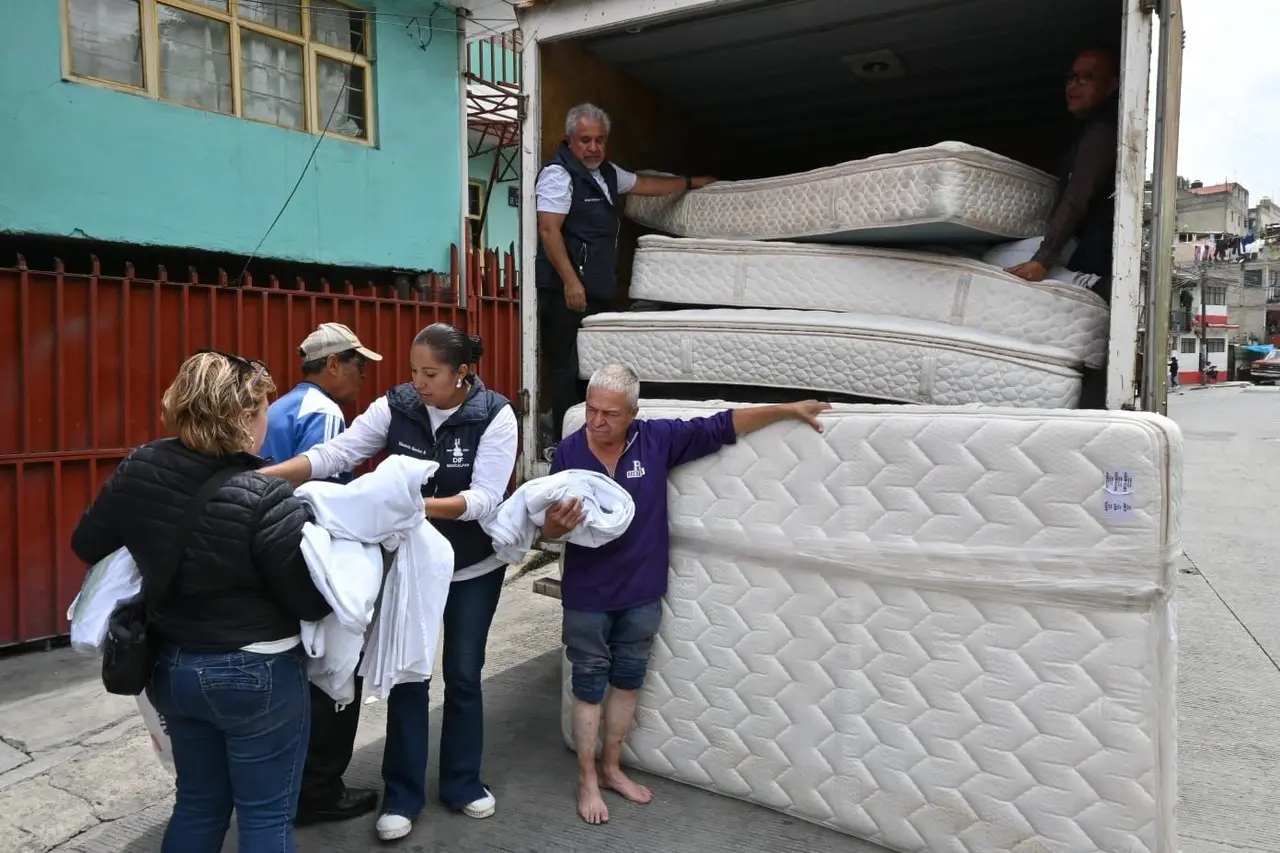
[311,0,355,50]
[241,33,304,129]
[157,5,232,113]
[317,59,361,137]
[69,0,144,86]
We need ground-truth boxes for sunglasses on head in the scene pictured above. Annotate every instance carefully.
[197,348,270,380]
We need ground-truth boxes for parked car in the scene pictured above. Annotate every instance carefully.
[1250,351,1280,384]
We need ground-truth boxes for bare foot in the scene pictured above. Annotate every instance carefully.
[600,767,653,805]
[578,779,610,825]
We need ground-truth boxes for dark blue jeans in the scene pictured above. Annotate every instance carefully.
[382,567,504,817]
[562,599,663,704]
[148,643,310,853]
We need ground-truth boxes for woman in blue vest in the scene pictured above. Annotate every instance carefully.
[261,323,518,842]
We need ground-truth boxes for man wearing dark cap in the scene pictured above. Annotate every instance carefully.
[262,322,382,825]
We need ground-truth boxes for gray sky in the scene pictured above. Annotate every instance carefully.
[1176,0,1278,203]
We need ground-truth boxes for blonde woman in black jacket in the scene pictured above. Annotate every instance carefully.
[72,351,331,853]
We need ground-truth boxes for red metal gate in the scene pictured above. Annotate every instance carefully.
[0,246,520,647]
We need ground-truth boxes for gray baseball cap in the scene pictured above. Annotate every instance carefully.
[298,323,382,362]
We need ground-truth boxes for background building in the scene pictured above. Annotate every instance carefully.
[1,0,471,274]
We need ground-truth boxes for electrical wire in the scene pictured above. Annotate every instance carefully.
[237,30,364,285]
[221,0,523,32]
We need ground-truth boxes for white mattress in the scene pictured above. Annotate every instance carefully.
[624,143,1057,244]
[630,236,1110,369]
[576,309,1083,408]
[559,400,1181,853]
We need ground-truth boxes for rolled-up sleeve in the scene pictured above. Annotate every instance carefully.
[457,405,519,522]
[663,410,738,468]
[303,397,390,480]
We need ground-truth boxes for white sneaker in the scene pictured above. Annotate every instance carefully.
[375,814,412,841]
[461,789,496,819]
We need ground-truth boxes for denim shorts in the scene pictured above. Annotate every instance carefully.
[562,599,663,704]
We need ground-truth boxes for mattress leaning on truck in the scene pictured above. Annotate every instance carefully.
[559,400,1181,853]
[576,309,1084,408]
[623,142,1057,244]
[629,236,1110,369]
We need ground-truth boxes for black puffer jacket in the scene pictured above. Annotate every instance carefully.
[71,438,331,651]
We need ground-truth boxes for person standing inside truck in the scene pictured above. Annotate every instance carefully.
[535,102,717,446]
[1006,48,1120,295]
[540,363,829,826]
[260,322,382,829]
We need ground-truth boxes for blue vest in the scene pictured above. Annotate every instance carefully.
[384,378,510,572]
[535,142,622,299]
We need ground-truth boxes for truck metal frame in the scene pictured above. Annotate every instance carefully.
[514,0,1185,481]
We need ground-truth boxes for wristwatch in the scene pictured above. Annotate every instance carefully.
[685,175,694,190]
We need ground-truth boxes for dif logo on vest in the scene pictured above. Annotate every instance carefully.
[446,438,470,469]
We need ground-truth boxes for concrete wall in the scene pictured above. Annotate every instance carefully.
[1177,183,1251,236]
[0,0,463,272]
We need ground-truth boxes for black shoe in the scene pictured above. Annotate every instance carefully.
[295,788,379,826]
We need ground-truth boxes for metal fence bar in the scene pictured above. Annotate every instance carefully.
[0,244,521,647]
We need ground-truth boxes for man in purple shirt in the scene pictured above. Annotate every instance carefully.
[542,363,828,825]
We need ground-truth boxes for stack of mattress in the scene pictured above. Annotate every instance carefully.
[561,401,1180,853]
[575,142,1111,408]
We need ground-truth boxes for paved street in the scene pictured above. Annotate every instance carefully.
[1,386,1278,852]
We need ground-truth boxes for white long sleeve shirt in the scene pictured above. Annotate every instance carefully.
[302,396,519,582]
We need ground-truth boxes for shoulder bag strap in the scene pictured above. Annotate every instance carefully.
[145,465,243,618]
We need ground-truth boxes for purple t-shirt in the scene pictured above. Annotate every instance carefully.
[549,411,737,612]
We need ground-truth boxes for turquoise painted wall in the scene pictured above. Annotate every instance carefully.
[468,150,520,262]
[0,1,462,272]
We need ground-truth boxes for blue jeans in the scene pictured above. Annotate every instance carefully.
[562,600,663,704]
[148,643,310,853]
[381,567,504,818]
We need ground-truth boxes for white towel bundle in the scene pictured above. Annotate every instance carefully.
[296,455,454,702]
[482,470,636,563]
[296,524,383,705]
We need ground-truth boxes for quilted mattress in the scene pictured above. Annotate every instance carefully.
[576,309,1083,408]
[560,400,1181,853]
[624,143,1057,244]
[629,236,1110,369]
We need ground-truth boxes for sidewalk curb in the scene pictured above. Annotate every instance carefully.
[1185,382,1252,391]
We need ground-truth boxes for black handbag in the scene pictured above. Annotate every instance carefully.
[101,465,241,696]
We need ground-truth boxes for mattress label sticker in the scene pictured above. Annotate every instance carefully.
[1104,468,1134,496]
[1103,496,1134,519]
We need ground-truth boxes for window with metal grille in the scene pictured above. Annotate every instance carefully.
[1180,338,1197,354]
[1204,338,1226,354]
[64,0,373,141]
[467,180,485,250]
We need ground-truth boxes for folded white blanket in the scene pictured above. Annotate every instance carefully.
[297,524,383,705]
[296,456,454,702]
[482,470,635,564]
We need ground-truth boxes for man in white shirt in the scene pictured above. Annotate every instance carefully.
[534,102,716,444]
